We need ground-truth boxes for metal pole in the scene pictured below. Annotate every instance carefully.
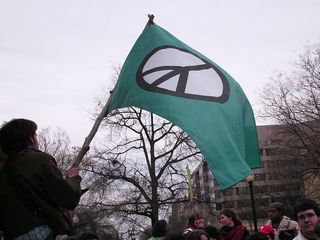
[248,181,258,232]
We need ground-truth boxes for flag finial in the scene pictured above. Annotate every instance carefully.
[144,14,155,30]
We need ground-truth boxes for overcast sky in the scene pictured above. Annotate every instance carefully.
[1,0,320,146]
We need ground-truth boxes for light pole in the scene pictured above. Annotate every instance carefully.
[246,174,258,232]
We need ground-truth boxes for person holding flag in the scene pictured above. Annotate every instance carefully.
[0,118,82,239]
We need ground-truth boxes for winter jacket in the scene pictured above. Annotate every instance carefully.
[0,148,82,239]
[218,225,248,240]
[266,216,299,240]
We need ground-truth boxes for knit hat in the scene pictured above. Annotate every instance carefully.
[259,225,275,236]
[268,202,284,213]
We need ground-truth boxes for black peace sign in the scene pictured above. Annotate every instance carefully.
[136,46,230,103]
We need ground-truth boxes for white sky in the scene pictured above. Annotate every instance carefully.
[1,0,320,146]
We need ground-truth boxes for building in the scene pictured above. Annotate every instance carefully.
[167,161,219,233]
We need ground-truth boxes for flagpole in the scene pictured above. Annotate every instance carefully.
[72,91,113,167]
[72,14,155,167]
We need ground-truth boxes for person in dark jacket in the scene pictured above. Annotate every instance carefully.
[0,118,82,239]
[205,225,219,240]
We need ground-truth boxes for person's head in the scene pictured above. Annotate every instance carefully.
[187,230,209,240]
[152,219,167,237]
[188,213,205,230]
[204,225,219,239]
[267,202,284,223]
[294,199,320,237]
[219,209,241,227]
[259,225,275,240]
[0,118,38,155]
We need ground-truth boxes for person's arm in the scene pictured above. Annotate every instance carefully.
[40,156,82,210]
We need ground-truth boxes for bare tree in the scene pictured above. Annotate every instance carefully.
[37,127,75,172]
[259,42,320,201]
[83,106,202,234]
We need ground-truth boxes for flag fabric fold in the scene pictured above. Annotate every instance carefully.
[108,23,261,189]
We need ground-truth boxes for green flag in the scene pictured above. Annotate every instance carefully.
[109,23,262,189]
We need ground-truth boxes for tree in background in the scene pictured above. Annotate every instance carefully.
[83,106,202,237]
[38,127,74,172]
[259,42,320,202]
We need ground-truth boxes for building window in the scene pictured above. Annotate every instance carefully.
[269,173,279,180]
[269,160,280,167]
[238,199,251,207]
[222,189,233,196]
[203,161,208,171]
[203,174,209,182]
[195,172,200,180]
[254,173,266,181]
[256,198,269,206]
[223,201,234,208]
[215,191,221,198]
[216,203,222,210]
[254,185,269,194]
[238,211,251,220]
[204,193,211,202]
[238,187,249,194]
[270,184,286,192]
[265,148,278,156]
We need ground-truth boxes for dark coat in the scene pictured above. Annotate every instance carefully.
[219,225,248,240]
[0,148,82,239]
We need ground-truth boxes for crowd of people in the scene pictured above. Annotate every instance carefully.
[0,118,319,240]
[153,200,320,240]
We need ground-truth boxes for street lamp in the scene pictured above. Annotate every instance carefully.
[246,174,258,232]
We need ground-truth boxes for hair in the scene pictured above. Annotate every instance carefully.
[188,213,203,228]
[0,118,37,154]
[220,209,242,226]
[294,199,320,221]
[268,202,284,214]
[152,219,167,237]
[204,225,219,239]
